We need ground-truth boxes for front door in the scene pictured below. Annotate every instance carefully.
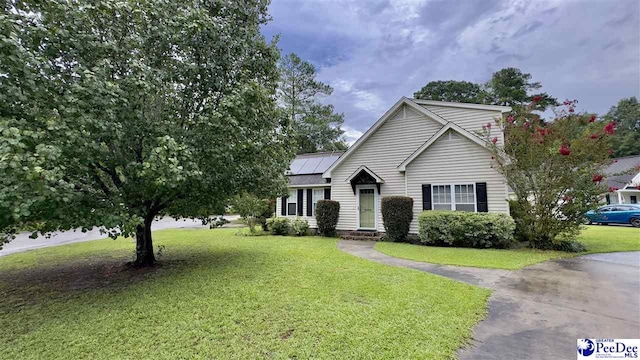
[358,188,376,229]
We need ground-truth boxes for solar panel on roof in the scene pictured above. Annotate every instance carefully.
[288,158,307,174]
[287,152,343,175]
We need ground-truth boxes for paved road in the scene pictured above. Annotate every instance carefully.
[338,240,640,360]
[0,216,240,257]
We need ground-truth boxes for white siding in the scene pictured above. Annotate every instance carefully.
[406,131,509,233]
[423,105,505,146]
[331,105,443,231]
[275,188,330,228]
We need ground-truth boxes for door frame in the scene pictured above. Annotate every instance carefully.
[356,184,378,230]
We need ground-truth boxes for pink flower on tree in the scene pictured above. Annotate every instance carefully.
[590,133,599,139]
[608,187,619,193]
[491,137,498,144]
[559,145,571,156]
[532,95,543,103]
[507,115,514,123]
[589,115,596,123]
[604,122,615,135]
[592,174,603,183]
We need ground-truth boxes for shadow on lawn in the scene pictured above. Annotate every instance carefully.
[0,247,263,307]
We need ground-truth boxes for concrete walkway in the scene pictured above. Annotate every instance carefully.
[338,240,640,360]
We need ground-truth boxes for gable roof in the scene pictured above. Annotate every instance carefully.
[346,165,385,183]
[322,97,499,178]
[412,99,512,113]
[397,122,488,171]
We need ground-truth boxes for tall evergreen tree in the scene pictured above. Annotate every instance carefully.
[278,53,347,154]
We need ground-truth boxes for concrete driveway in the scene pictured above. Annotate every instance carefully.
[338,241,640,360]
[0,216,240,257]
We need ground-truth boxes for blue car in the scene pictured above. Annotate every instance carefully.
[585,204,640,227]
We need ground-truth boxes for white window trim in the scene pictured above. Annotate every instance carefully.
[432,183,477,212]
[312,189,324,216]
[287,191,297,216]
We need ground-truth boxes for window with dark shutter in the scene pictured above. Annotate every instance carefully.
[281,196,287,216]
[475,182,488,212]
[297,189,304,216]
[422,184,431,210]
[306,189,313,216]
[324,188,331,199]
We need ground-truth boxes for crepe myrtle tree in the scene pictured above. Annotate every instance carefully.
[482,98,615,249]
[0,0,294,266]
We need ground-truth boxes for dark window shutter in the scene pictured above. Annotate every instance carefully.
[324,188,331,200]
[476,182,488,212]
[605,194,611,204]
[422,184,431,210]
[297,189,304,216]
[306,189,313,216]
[281,196,287,216]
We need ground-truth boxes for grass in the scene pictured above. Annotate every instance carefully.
[0,228,489,359]
[375,225,640,270]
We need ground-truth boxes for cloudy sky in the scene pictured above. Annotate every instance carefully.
[261,0,640,144]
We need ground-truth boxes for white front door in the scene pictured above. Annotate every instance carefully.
[357,185,377,230]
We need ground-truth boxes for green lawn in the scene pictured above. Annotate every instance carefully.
[375,225,640,270]
[0,228,489,359]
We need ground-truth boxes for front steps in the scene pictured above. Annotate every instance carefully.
[339,230,384,241]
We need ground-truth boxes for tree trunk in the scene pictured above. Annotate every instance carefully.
[134,217,155,267]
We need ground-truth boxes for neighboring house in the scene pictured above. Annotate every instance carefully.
[276,97,512,233]
[602,155,640,205]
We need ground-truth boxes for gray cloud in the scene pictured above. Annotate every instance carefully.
[264,0,640,133]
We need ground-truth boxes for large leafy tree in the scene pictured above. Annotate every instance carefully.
[0,0,294,265]
[278,53,347,154]
[414,68,558,111]
[604,97,640,157]
[483,99,614,249]
[413,80,490,104]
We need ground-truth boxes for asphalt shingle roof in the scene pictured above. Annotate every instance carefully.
[604,155,640,189]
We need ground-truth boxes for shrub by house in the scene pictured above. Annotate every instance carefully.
[315,200,340,236]
[381,196,413,242]
[418,211,515,249]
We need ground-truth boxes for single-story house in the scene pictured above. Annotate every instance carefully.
[602,155,640,205]
[275,97,512,234]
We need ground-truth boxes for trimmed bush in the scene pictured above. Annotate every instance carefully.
[418,211,516,249]
[291,218,310,236]
[381,196,413,242]
[316,200,340,236]
[266,217,289,235]
[551,239,586,252]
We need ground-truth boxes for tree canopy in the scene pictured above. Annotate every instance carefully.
[604,97,640,157]
[413,80,489,104]
[0,0,294,265]
[278,53,347,154]
[414,67,558,111]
